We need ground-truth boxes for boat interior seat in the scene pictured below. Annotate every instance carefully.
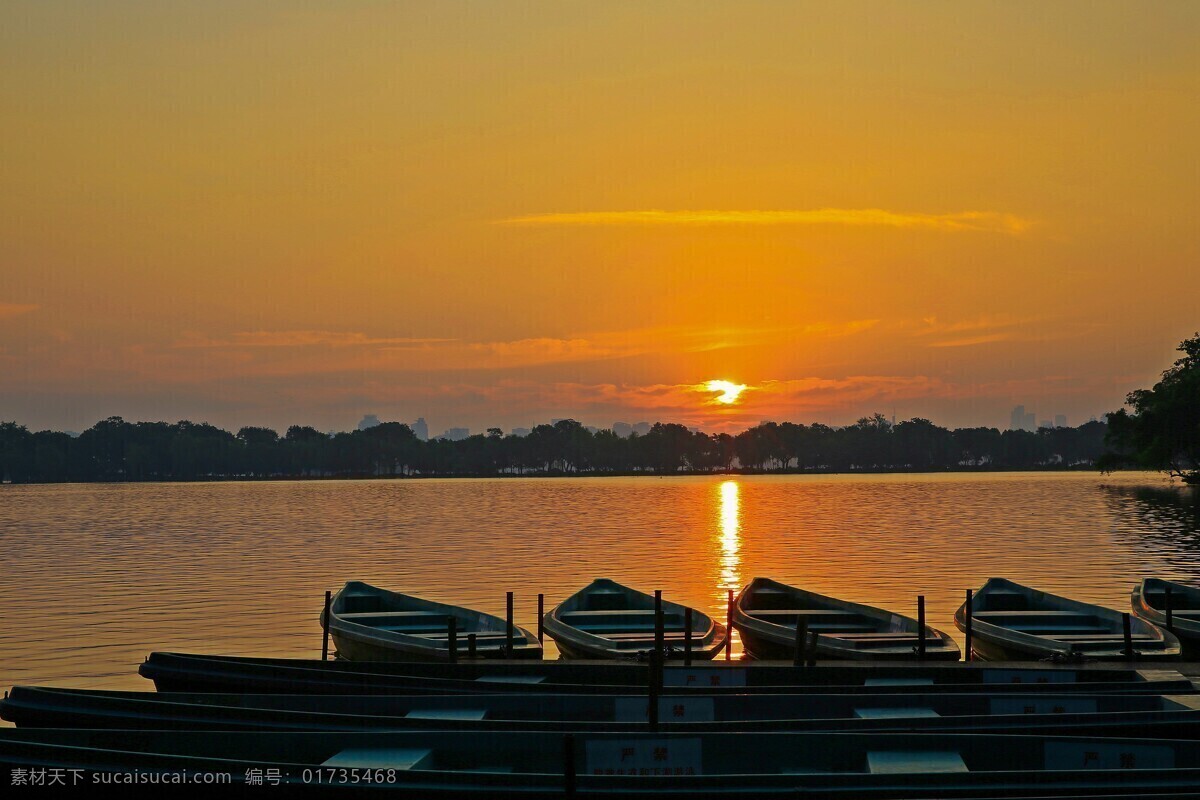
[866,750,968,774]
[338,594,384,614]
[980,589,1029,612]
[339,611,467,632]
[584,590,629,611]
[560,610,686,632]
[1049,634,1158,641]
[605,632,692,640]
[746,587,796,610]
[411,632,512,640]
[322,747,434,770]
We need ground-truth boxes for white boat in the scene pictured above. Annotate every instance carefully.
[734,578,960,661]
[957,578,1181,662]
[1133,578,1200,658]
[326,581,541,661]
[542,579,726,660]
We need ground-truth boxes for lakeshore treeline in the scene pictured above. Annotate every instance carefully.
[0,415,1109,483]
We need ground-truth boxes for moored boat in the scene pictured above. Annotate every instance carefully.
[542,579,726,660]
[1133,578,1200,658]
[8,685,1200,736]
[733,577,960,661]
[957,578,1182,662]
[137,652,1195,695]
[326,581,541,661]
[5,728,1200,796]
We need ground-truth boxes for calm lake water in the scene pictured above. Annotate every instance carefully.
[1,472,1198,703]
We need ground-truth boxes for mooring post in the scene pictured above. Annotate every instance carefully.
[654,590,664,662]
[447,616,458,664]
[321,590,332,661]
[684,607,693,667]
[964,589,974,662]
[506,591,515,658]
[563,733,576,796]
[793,615,809,667]
[538,593,545,642]
[1165,585,1174,632]
[648,645,660,731]
[917,595,927,660]
[1123,612,1134,661]
[467,632,477,659]
[726,588,734,661]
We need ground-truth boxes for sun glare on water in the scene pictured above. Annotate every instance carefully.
[705,380,747,405]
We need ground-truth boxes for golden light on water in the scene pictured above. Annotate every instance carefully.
[717,480,742,591]
[705,380,748,405]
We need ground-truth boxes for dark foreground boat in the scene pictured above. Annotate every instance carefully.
[4,728,1200,797]
[138,652,1194,695]
[326,581,541,661]
[733,577,960,661]
[1133,578,1200,658]
[956,578,1182,662]
[9,685,1200,737]
[542,579,726,660]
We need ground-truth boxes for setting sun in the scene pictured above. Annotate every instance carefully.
[705,380,748,405]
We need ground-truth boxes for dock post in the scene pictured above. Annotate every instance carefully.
[447,616,458,664]
[1165,585,1174,632]
[917,595,927,660]
[1123,612,1134,661]
[648,646,660,731]
[538,593,545,643]
[793,615,809,667]
[563,733,576,796]
[726,588,734,661]
[467,633,477,659]
[964,589,974,662]
[684,607,693,666]
[321,590,331,661]
[506,591,515,659]
[654,590,664,662]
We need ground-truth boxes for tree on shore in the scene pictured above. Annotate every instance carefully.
[1103,332,1200,484]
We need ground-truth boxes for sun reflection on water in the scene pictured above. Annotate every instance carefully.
[718,480,741,591]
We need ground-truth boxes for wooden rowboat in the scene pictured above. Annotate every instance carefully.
[326,581,541,661]
[733,577,960,661]
[542,579,726,660]
[1133,578,1200,658]
[137,652,1194,695]
[956,578,1181,662]
[9,685,1200,737]
[6,728,1200,796]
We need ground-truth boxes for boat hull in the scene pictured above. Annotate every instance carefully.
[733,578,960,661]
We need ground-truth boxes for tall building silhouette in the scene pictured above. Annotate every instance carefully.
[411,417,429,441]
[1009,405,1035,432]
[356,414,381,431]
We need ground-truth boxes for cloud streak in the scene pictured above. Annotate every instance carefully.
[0,303,39,320]
[499,209,1031,234]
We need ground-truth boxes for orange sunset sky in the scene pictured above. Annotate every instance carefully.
[2,2,1199,435]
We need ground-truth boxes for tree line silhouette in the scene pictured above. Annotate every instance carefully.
[0,414,1110,483]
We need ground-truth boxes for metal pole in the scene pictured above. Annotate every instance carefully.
[468,632,477,659]
[538,593,545,643]
[447,616,457,664]
[563,733,576,796]
[726,588,734,661]
[684,607,693,667]
[321,590,331,661]
[964,589,973,662]
[506,591,514,658]
[1165,585,1174,632]
[793,615,808,667]
[648,647,660,731]
[1123,612,1134,661]
[654,590,664,662]
[917,595,926,660]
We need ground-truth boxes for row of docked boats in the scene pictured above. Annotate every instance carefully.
[2,577,1198,795]
[326,576,1199,664]
[5,656,1200,795]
